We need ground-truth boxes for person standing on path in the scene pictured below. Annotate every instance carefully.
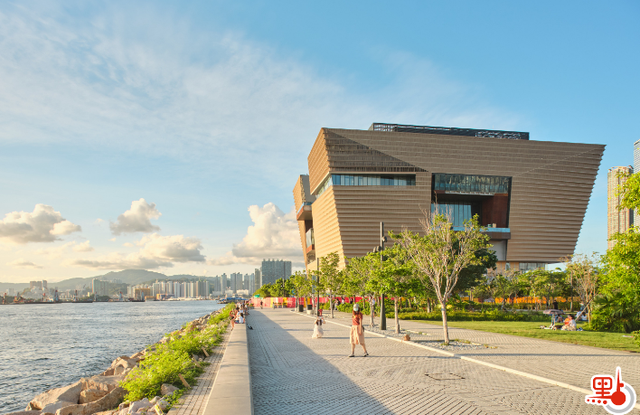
[349,304,368,357]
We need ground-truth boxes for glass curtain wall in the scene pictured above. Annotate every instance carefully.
[431,203,474,227]
[316,174,416,196]
[433,174,509,194]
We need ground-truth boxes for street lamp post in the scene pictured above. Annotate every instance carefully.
[379,222,387,331]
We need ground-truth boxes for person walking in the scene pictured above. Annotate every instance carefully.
[349,304,368,357]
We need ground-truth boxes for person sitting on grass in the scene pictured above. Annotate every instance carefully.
[561,315,577,331]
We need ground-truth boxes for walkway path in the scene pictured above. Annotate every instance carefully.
[330,309,640,395]
[248,309,638,415]
[167,329,231,415]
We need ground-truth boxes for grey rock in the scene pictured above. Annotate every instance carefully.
[55,387,126,415]
[80,374,125,393]
[127,398,150,414]
[41,401,75,413]
[4,411,42,415]
[79,388,109,404]
[160,384,178,396]
[28,381,82,410]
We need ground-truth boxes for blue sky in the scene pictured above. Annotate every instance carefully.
[0,1,638,282]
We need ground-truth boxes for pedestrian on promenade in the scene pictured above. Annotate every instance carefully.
[230,308,236,329]
[312,315,324,338]
[260,300,263,309]
[349,304,368,357]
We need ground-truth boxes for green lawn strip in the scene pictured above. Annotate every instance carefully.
[413,320,640,352]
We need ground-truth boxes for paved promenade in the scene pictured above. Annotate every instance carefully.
[327,309,640,395]
[167,329,231,415]
[248,308,639,415]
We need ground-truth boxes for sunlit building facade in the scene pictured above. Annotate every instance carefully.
[607,165,634,249]
[294,123,604,272]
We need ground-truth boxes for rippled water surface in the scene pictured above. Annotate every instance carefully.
[0,301,224,413]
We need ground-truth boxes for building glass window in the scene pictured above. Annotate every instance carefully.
[316,174,416,196]
[431,203,475,227]
[433,173,510,195]
[519,263,546,271]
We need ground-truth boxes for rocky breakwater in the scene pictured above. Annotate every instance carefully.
[5,309,227,415]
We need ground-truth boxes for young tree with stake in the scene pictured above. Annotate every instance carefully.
[397,210,490,345]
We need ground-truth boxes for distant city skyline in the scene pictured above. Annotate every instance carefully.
[0,1,638,282]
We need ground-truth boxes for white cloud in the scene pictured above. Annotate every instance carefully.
[209,203,302,266]
[137,234,205,263]
[0,204,81,244]
[110,198,161,235]
[35,240,94,258]
[123,242,134,247]
[65,233,204,270]
[72,241,94,252]
[35,241,76,259]
[8,258,43,269]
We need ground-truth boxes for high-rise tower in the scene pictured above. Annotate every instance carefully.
[607,166,634,249]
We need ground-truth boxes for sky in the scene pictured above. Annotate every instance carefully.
[0,1,638,283]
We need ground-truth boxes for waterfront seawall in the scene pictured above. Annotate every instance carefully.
[3,307,229,415]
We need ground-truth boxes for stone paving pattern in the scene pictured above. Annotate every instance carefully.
[329,310,640,394]
[249,309,639,415]
[167,329,231,415]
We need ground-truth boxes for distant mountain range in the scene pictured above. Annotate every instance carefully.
[0,269,217,292]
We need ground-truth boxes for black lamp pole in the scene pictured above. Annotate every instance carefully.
[380,221,387,331]
[316,257,320,316]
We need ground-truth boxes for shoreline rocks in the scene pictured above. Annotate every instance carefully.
[5,309,226,415]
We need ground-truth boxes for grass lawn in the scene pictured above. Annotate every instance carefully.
[415,320,640,353]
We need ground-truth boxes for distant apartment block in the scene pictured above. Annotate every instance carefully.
[254,268,261,292]
[91,279,110,296]
[294,123,604,272]
[607,166,634,249]
[261,259,292,286]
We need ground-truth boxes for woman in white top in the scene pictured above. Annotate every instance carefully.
[312,316,324,338]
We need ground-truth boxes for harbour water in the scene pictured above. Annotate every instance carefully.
[0,301,225,413]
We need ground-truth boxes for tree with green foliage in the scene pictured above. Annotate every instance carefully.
[273,278,294,298]
[318,252,342,318]
[396,211,490,345]
[594,170,640,332]
[565,253,600,322]
[343,253,378,326]
[254,283,275,298]
[530,269,566,309]
[457,247,497,297]
[487,268,521,310]
[368,243,417,333]
[290,270,312,306]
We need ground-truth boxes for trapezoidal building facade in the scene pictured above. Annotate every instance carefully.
[293,123,604,273]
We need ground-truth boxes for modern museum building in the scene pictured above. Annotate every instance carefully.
[293,123,604,273]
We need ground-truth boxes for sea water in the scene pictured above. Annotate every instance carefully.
[0,301,225,413]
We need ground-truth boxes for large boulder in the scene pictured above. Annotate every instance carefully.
[80,374,125,393]
[55,387,126,415]
[28,381,82,410]
[4,411,42,415]
[127,398,150,414]
[41,401,75,414]
[79,388,109,404]
[160,383,178,396]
